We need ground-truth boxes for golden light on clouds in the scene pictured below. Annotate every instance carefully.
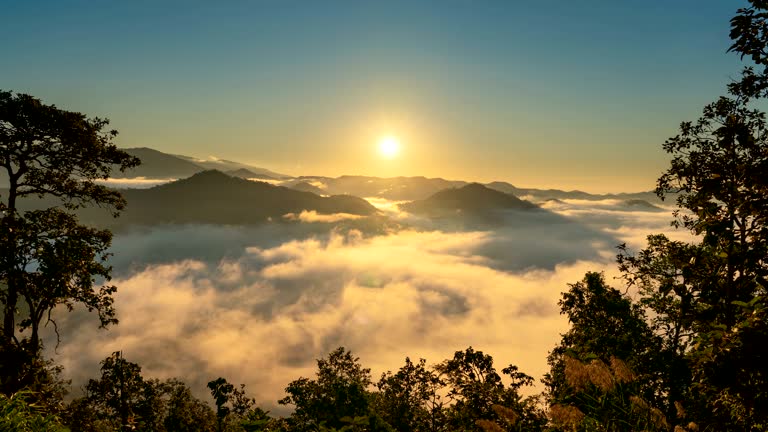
[377,135,401,159]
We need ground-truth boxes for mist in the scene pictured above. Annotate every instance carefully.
[46,198,686,412]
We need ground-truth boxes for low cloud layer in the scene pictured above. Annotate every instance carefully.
[47,198,692,412]
[96,177,177,189]
[283,210,365,223]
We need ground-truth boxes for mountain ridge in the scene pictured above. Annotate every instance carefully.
[400,183,537,215]
[111,147,289,180]
[74,170,377,228]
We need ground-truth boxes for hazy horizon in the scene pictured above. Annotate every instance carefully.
[112,146,661,194]
[1,1,746,193]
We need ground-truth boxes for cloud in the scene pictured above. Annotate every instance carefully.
[53,229,609,413]
[97,177,176,189]
[283,210,365,223]
[540,198,697,251]
[45,197,687,413]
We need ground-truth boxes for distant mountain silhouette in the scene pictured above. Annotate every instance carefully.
[286,177,658,203]
[400,183,537,216]
[288,181,327,195]
[174,154,287,179]
[623,199,664,211]
[226,168,276,180]
[112,147,204,179]
[296,175,467,201]
[111,147,288,180]
[75,170,376,228]
[485,181,659,203]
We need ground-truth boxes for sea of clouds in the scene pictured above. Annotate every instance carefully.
[46,198,694,412]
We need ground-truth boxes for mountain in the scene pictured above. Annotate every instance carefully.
[400,183,537,216]
[623,199,664,211]
[296,175,468,201]
[173,154,288,179]
[286,176,658,203]
[111,147,204,179]
[74,170,377,228]
[110,147,288,180]
[288,181,327,195]
[226,168,276,180]
[485,181,659,203]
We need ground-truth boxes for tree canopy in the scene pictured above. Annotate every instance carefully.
[0,90,139,396]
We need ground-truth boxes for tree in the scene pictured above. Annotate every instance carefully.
[209,377,236,432]
[0,90,139,394]
[207,377,258,432]
[618,91,768,429]
[544,272,664,414]
[373,357,446,432]
[727,1,768,101]
[164,379,217,432]
[435,347,544,432]
[544,273,673,430]
[78,352,151,431]
[67,353,220,432]
[279,347,389,431]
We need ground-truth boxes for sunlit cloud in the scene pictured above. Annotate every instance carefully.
[53,229,608,412]
[97,177,176,189]
[46,197,686,413]
[283,210,365,223]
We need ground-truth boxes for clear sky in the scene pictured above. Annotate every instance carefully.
[1,0,747,192]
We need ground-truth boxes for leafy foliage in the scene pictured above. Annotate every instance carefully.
[373,357,445,431]
[66,352,220,432]
[279,347,384,431]
[0,90,139,386]
[436,347,544,431]
[0,390,68,432]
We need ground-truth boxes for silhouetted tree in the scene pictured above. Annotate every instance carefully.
[67,353,221,432]
[208,377,259,432]
[165,379,217,432]
[544,273,671,431]
[435,347,544,432]
[373,357,446,431]
[279,347,391,431]
[0,90,139,397]
[618,91,768,429]
[78,352,149,431]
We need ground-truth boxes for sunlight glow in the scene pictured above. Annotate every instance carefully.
[377,136,401,159]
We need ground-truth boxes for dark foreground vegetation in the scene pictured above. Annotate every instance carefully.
[3,2,768,431]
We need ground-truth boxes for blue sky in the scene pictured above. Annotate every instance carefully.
[1,0,747,192]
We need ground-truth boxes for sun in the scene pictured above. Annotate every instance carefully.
[377,135,401,159]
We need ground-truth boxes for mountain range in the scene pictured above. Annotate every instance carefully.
[111,147,288,180]
[2,147,665,226]
[105,147,659,203]
[11,170,376,229]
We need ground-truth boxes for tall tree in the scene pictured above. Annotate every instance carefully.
[545,272,662,406]
[435,347,544,432]
[207,377,257,432]
[0,90,138,393]
[544,273,672,431]
[373,357,446,432]
[620,91,768,429]
[279,347,391,431]
[67,353,219,432]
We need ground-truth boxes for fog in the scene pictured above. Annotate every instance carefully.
[46,198,690,412]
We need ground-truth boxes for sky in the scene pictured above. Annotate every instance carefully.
[1,0,748,192]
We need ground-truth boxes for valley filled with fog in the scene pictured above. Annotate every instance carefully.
[41,152,693,413]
